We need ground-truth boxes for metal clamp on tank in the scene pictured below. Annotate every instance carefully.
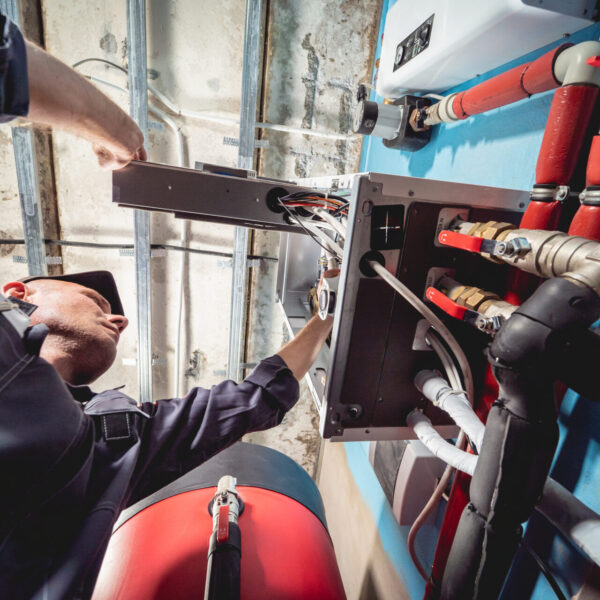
[353,90,433,151]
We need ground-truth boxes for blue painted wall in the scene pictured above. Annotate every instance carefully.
[350,3,600,598]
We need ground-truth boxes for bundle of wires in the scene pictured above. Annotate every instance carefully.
[277,191,349,215]
[276,191,348,259]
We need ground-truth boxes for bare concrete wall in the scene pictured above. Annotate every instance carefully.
[244,0,381,479]
[38,0,247,398]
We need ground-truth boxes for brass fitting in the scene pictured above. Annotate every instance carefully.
[459,221,516,262]
[448,284,500,311]
[465,220,515,241]
[439,275,518,321]
[409,107,430,132]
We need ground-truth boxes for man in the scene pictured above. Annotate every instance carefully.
[1,11,338,599]
[1,269,335,599]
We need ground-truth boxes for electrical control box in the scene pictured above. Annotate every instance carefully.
[377,0,595,97]
[280,172,529,441]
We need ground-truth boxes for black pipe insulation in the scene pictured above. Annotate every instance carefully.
[440,277,600,599]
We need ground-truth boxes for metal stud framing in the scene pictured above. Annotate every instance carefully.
[1,0,47,276]
[126,0,153,403]
[228,0,263,381]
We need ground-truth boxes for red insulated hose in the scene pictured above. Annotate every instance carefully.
[452,44,570,120]
[568,204,600,239]
[536,85,599,184]
[585,135,600,186]
[568,137,600,241]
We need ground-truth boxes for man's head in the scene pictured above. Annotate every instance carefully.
[2,275,128,385]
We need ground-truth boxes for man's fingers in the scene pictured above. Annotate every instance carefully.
[92,143,112,168]
[92,142,147,170]
[322,268,341,278]
[136,147,148,161]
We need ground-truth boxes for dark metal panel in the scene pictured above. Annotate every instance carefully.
[113,161,314,233]
[322,174,528,440]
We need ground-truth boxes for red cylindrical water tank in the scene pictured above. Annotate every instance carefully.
[92,443,345,600]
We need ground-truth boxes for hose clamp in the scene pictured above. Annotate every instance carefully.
[579,186,600,206]
[530,184,570,202]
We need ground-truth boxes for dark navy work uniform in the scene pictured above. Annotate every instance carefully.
[0,17,300,598]
[0,13,29,123]
[0,304,299,599]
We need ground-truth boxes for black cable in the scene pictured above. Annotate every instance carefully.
[0,239,277,262]
[520,538,567,600]
[72,57,128,74]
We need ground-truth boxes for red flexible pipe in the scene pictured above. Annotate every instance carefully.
[536,85,599,184]
[425,80,598,600]
[585,135,600,186]
[568,136,600,245]
[568,204,600,239]
[452,44,570,120]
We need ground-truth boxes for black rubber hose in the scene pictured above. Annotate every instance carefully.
[440,277,600,599]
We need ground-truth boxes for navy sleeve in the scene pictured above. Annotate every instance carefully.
[130,354,300,501]
[0,13,29,123]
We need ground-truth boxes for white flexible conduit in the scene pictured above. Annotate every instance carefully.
[407,409,478,476]
[369,260,475,405]
[415,370,485,451]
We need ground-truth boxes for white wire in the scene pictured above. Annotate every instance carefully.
[309,207,348,238]
[149,80,355,140]
[369,256,477,582]
[407,436,463,581]
[301,218,340,234]
[368,261,474,404]
[82,61,354,139]
[426,329,470,402]
[298,219,344,259]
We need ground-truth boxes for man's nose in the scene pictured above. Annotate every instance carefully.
[107,314,129,333]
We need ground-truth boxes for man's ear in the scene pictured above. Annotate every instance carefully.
[2,281,28,300]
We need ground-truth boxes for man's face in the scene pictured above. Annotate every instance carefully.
[3,279,128,385]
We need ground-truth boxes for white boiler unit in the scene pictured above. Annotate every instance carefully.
[377,0,595,97]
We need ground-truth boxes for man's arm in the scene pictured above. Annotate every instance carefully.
[25,41,145,169]
[277,315,333,381]
[277,268,339,380]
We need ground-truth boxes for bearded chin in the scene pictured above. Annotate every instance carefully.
[52,330,118,385]
[72,340,117,385]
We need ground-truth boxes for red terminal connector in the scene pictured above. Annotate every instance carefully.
[438,230,484,253]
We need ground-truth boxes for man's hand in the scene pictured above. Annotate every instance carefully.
[277,268,341,381]
[92,141,147,170]
[317,268,341,302]
[24,40,148,170]
[317,268,340,321]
